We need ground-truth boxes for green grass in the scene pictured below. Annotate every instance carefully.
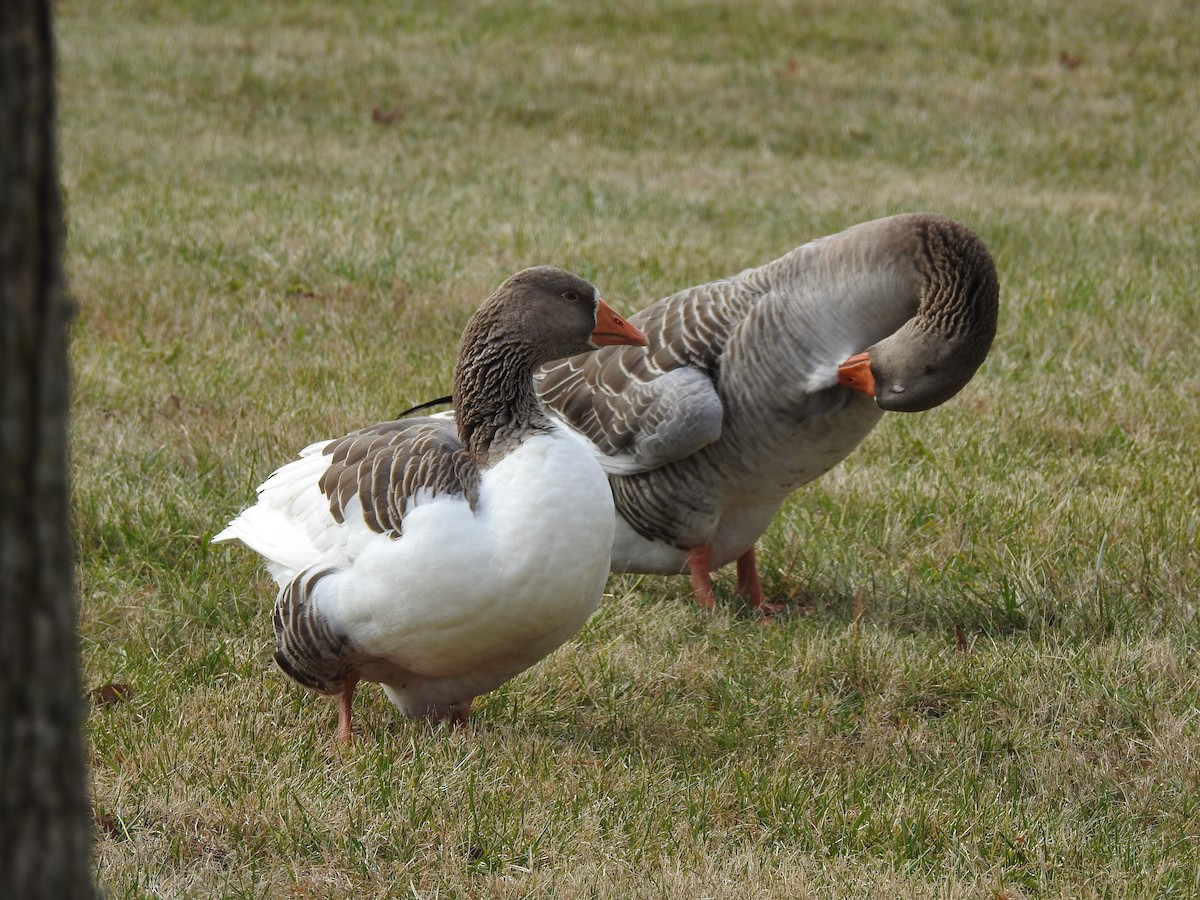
[63,1,1200,896]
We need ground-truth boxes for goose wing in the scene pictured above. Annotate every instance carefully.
[537,277,761,474]
[213,417,479,581]
[318,417,480,539]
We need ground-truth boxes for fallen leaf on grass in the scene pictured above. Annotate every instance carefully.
[1059,50,1083,70]
[91,683,135,706]
[94,811,122,838]
[371,105,406,124]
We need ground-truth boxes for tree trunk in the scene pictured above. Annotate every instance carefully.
[0,1,97,896]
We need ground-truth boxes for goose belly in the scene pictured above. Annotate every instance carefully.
[608,396,884,575]
[608,494,782,575]
[330,430,614,694]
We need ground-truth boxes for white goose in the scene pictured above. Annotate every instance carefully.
[536,213,1000,611]
[213,267,647,742]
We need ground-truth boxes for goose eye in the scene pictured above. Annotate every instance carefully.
[562,290,580,302]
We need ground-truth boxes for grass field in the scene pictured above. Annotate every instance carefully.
[61,1,1200,896]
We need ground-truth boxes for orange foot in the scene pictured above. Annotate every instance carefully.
[735,548,785,614]
[687,545,786,613]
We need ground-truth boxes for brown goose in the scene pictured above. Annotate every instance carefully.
[536,214,1000,610]
[213,267,647,742]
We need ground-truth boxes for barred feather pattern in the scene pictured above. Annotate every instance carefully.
[272,565,356,695]
[318,419,480,539]
[908,214,1000,346]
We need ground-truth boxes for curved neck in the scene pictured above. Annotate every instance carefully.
[763,218,927,351]
[720,248,917,410]
[904,214,999,347]
[722,214,997,408]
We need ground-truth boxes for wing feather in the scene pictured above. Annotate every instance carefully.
[319,418,480,538]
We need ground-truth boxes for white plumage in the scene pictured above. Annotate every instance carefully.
[215,428,614,717]
[214,267,647,741]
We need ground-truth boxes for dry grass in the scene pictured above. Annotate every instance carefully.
[62,1,1200,897]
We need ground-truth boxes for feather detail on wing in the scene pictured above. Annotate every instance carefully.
[536,277,763,473]
[319,418,481,539]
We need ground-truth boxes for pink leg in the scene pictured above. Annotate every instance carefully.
[735,548,785,613]
[336,674,359,745]
[687,545,717,610]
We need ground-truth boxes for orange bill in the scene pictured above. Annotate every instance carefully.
[837,351,876,397]
[592,299,648,347]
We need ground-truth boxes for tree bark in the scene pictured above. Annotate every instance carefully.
[0,1,97,896]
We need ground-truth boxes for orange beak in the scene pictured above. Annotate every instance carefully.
[591,299,648,347]
[837,351,876,398]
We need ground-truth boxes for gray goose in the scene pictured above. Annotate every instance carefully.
[535,213,1000,611]
[214,267,647,742]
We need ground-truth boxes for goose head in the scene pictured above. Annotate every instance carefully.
[836,218,1000,413]
[837,317,993,412]
[460,266,646,369]
[453,267,646,461]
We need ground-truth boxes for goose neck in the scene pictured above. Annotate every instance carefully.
[452,338,551,465]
